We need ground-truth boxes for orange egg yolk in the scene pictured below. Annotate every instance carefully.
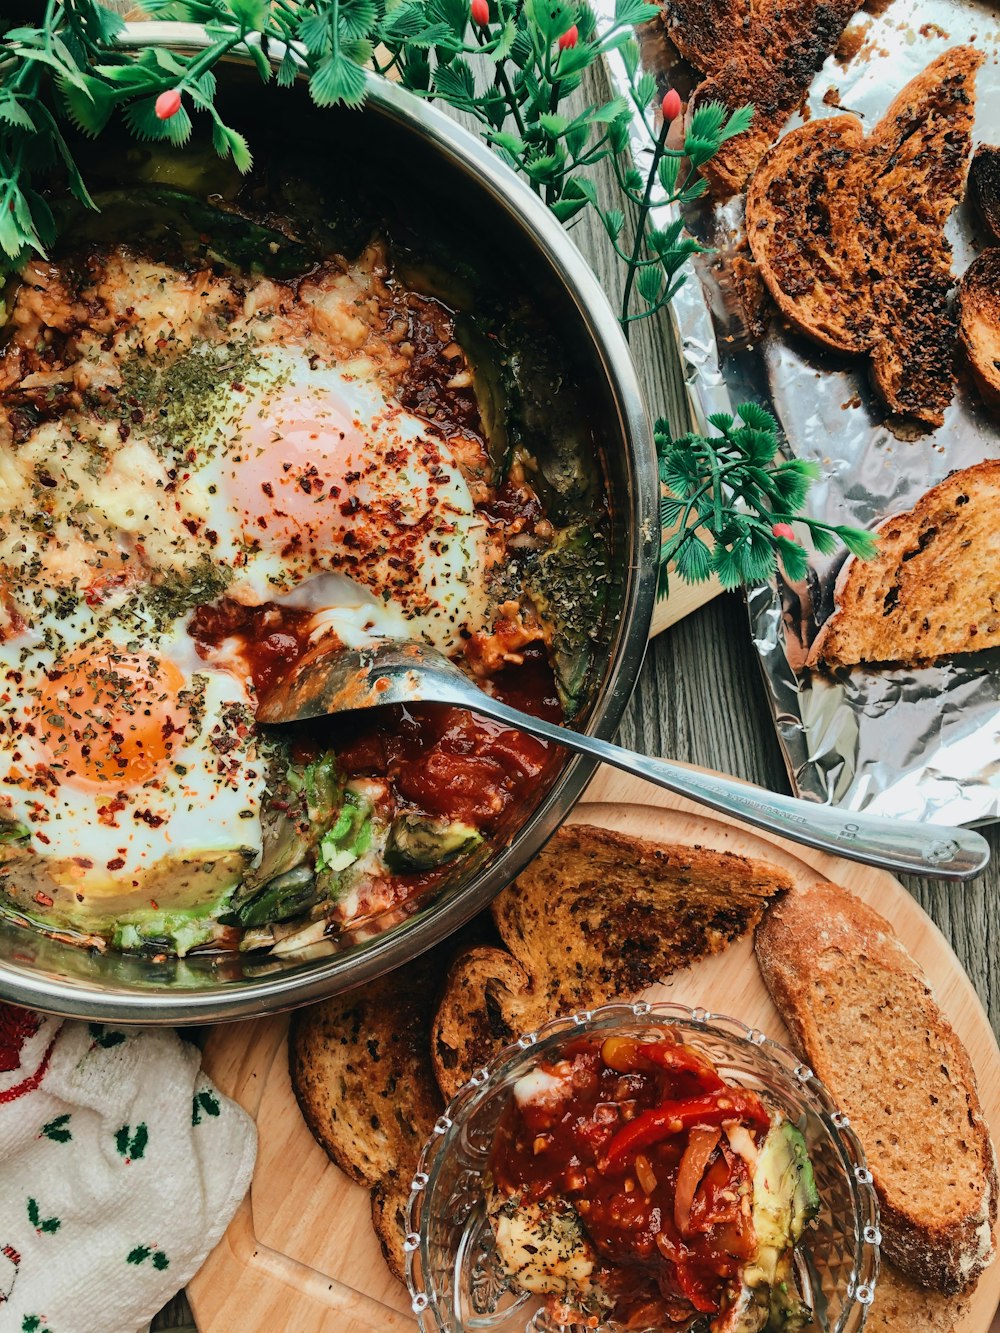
[35,646,188,787]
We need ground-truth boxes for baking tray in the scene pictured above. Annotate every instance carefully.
[599,0,1000,824]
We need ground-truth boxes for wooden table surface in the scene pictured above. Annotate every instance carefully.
[91,10,998,1329]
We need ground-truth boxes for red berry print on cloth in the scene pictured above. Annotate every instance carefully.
[126,1245,169,1271]
[114,1124,148,1163]
[0,1005,40,1073]
[25,1199,60,1236]
[38,1114,71,1144]
[0,1243,20,1304]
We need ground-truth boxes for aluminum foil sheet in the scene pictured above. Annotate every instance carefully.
[597,0,1000,824]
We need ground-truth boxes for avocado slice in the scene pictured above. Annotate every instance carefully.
[384,814,482,872]
[741,1121,820,1330]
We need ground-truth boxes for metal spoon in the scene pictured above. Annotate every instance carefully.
[256,638,990,882]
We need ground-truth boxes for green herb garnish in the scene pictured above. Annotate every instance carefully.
[657,405,878,598]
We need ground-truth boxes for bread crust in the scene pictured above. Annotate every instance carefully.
[807,458,1000,668]
[746,47,982,428]
[431,823,792,1100]
[289,950,447,1279]
[661,0,864,195]
[958,249,1000,406]
[755,881,998,1294]
[970,144,1000,244]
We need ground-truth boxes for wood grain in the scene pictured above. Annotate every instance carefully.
[188,765,1000,1333]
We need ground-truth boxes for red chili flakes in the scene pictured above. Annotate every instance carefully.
[106,857,126,871]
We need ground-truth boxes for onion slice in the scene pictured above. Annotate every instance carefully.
[673,1126,721,1236]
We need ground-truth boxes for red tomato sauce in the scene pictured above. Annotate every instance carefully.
[334,645,563,830]
[189,598,316,699]
[489,1033,770,1327]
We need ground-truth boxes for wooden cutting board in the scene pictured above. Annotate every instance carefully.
[189,767,1000,1333]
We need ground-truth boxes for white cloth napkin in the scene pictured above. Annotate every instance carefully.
[0,1004,256,1333]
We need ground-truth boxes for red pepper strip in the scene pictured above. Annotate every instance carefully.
[600,1036,726,1091]
[604,1089,770,1167]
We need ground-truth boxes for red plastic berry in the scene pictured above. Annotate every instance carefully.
[771,522,798,542]
[155,89,182,121]
[661,88,682,123]
[558,24,579,49]
[470,0,490,25]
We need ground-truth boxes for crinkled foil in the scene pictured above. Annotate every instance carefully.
[597,0,1000,823]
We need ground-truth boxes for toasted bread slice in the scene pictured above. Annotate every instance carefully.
[807,459,1000,668]
[746,47,982,427]
[959,250,1000,406]
[661,0,864,195]
[868,1262,971,1332]
[970,144,1000,243]
[431,823,792,1100]
[755,881,998,1293]
[289,951,445,1279]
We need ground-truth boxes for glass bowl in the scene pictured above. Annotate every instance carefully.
[405,1001,880,1333]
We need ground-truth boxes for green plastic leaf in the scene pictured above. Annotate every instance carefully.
[211,120,254,172]
[310,53,367,107]
[806,523,839,557]
[657,152,680,194]
[601,208,624,242]
[838,526,878,560]
[550,195,588,221]
[122,96,193,146]
[228,0,270,26]
[719,103,754,143]
[275,47,300,86]
[0,95,35,131]
[525,0,575,43]
[636,265,663,303]
[340,0,380,40]
[635,72,656,108]
[539,113,570,138]
[660,495,685,528]
[433,57,475,103]
[674,534,712,583]
[736,402,779,433]
[686,99,727,143]
[613,0,660,25]
[58,74,116,137]
[776,537,809,583]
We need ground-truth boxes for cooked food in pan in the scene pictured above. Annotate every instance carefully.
[0,172,609,957]
[745,46,982,428]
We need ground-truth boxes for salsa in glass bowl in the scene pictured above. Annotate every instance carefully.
[406,1002,880,1333]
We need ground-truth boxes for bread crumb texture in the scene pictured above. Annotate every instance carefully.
[432,823,792,1100]
[808,458,1000,668]
[746,46,982,427]
[755,880,998,1293]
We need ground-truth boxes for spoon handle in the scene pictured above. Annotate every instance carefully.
[474,696,989,882]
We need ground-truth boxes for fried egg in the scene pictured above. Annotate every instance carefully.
[172,346,495,652]
[0,611,263,923]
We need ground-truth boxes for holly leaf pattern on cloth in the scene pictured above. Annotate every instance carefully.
[26,1198,60,1234]
[114,1123,148,1162]
[87,1024,125,1049]
[39,1114,72,1144]
[126,1244,169,1271]
[22,1316,54,1333]
[191,1089,221,1125]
